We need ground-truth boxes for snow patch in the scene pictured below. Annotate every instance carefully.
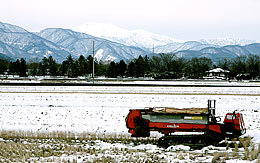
[200,38,260,46]
[166,145,191,151]
[105,55,117,62]
[73,22,184,49]
[95,49,103,61]
[245,130,260,143]
[47,50,52,55]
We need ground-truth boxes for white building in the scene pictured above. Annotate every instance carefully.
[204,68,229,80]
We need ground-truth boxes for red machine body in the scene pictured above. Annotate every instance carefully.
[125,100,246,145]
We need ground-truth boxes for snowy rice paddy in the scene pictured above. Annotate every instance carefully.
[0,85,260,162]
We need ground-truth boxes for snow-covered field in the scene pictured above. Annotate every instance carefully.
[0,85,260,162]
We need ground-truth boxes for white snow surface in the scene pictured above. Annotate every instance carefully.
[73,22,184,49]
[94,49,104,61]
[1,85,260,162]
[104,55,117,62]
[0,85,260,143]
[200,38,260,46]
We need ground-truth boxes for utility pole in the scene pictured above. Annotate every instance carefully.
[152,43,155,56]
[92,40,95,84]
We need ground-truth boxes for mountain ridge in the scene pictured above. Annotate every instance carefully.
[175,43,260,63]
[73,22,184,50]
[0,22,150,62]
[73,23,260,53]
[37,28,149,62]
[0,21,260,63]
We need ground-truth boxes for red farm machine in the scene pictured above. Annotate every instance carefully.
[125,100,246,147]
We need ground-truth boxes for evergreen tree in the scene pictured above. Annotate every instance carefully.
[39,57,48,76]
[96,61,106,76]
[107,61,117,78]
[8,62,15,75]
[150,56,162,76]
[217,58,231,70]
[48,56,58,76]
[65,55,78,77]
[134,55,145,77]
[60,60,68,77]
[171,57,186,79]
[86,55,93,75]
[14,59,21,74]
[230,56,247,79]
[0,59,9,74]
[159,53,174,72]
[186,57,212,79]
[9,59,21,75]
[246,55,260,79]
[78,55,87,76]
[127,61,135,77]
[143,55,151,76]
[19,58,27,77]
[118,60,126,77]
[72,60,79,77]
[27,62,39,76]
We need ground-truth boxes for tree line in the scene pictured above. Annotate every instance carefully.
[1,54,260,80]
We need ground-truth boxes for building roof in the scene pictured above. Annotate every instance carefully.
[207,68,229,73]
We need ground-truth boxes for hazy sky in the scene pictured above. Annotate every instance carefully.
[0,0,259,40]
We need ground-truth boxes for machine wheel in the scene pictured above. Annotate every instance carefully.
[133,118,150,137]
[157,134,222,149]
[135,125,150,137]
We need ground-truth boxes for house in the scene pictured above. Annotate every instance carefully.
[204,68,229,80]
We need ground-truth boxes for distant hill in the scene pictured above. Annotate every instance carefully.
[0,52,12,61]
[73,22,184,50]
[0,22,71,62]
[0,22,150,63]
[175,43,260,63]
[37,28,149,62]
[0,21,260,63]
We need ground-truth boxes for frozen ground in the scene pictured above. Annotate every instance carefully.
[0,85,260,162]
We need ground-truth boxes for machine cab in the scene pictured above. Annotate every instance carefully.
[224,111,246,136]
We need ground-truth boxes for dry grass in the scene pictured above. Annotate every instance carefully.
[0,130,159,162]
[0,130,259,162]
[212,152,221,163]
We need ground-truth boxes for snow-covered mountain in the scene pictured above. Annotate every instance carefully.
[0,22,150,62]
[1,21,260,64]
[0,21,28,33]
[73,23,260,54]
[73,23,184,50]
[199,38,260,46]
[0,22,71,62]
[38,28,149,62]
[173,41,219,52]
[175,43,260,63]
